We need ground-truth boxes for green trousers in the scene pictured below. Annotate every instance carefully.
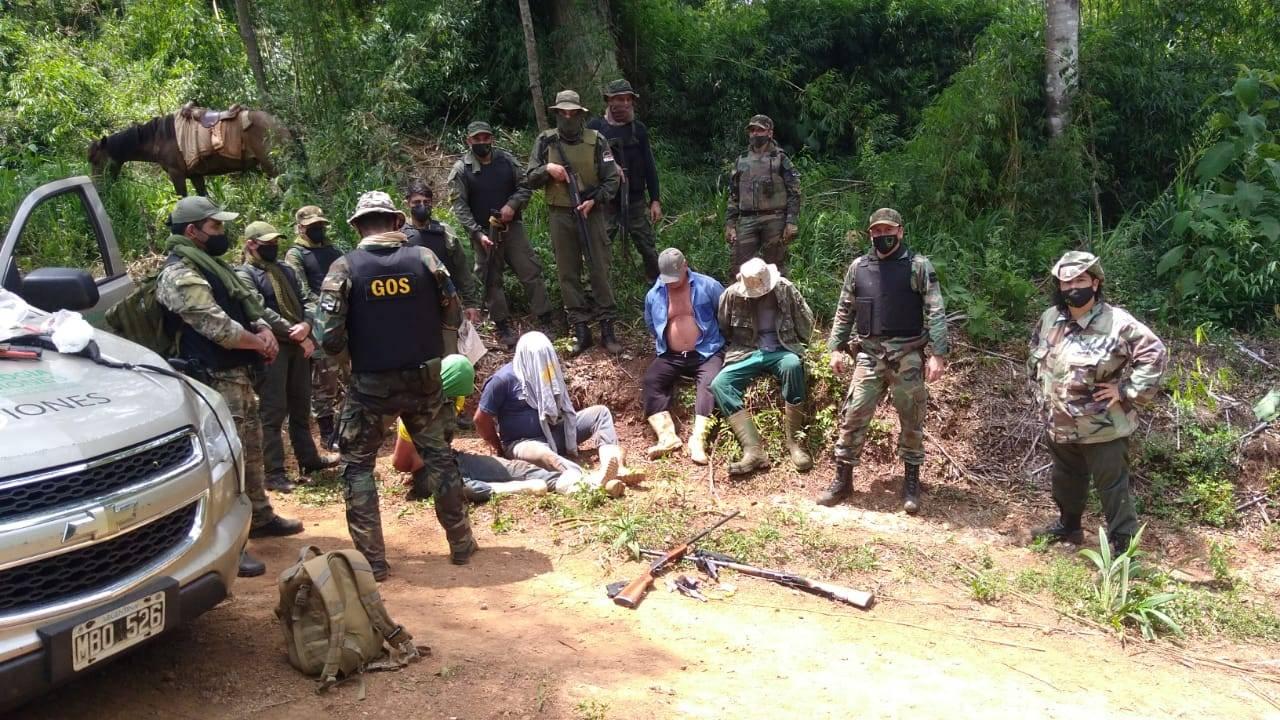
[255,341,325,481]
[710,349,806,415]
[1047,436,1138,539]
[731,212,788,275]
[549,206,616,324]
[606,195,659,282]
[471,220,553,322]
[834,350,928,466]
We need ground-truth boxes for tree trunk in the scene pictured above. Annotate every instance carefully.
[548,0,620,112]
[1044,0,1080,137]
[233,0,270,103]
[518,0,549,132]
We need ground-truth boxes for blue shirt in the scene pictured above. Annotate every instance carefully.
[644,269,726,357]
[478,363,543,444]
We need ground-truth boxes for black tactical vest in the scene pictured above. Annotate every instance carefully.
[298,244,342,293]
[852,250,925,338]
[404,222,465,281]
[462,155,517,227]
[241,262,302,317]
[345,245,443,373]
[162,256,260,371]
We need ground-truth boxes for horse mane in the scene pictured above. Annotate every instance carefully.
[101,114,173,160]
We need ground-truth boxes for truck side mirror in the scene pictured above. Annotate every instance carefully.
[21,267,100,312]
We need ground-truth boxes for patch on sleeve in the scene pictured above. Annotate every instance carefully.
[319,292,341,314]
[602,148,615,164]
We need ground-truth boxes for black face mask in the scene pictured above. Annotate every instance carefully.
[1063,287,1095,308]
[256,244,279,262]
[872,234,899,255]
[750,135,770,150]
[202,232,230,257]
[557,114,584,140]
[305,225,327,244]
[471,143,492,158]
[410,205,432,222]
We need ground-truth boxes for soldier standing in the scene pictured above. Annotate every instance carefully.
[725,114,801,275]
[447,121,554,349]
[586,79,662,282]
[402,179,483,355]
[820,209,949,514]
[156,197,304,578]
[316,191,477,579]
[526,89,622,355]
[283,205,345,449]
[1029,251,1167,555]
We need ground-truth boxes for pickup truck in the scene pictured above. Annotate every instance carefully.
[0,176,251,712]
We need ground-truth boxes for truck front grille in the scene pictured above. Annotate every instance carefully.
[0,429,197,524]
[0,502,198,615]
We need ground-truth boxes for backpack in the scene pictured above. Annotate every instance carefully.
[104,270,175,357]
[275,546,424,691]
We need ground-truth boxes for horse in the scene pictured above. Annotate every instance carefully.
[87,108,287,197]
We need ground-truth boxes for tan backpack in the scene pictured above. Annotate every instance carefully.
[275,546,423,691]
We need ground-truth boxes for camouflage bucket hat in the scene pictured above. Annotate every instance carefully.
[171,196,237,224]
[549,90,587,112]
[868,208,903,228]
[1052,251,1104,282]
[347,190,406,225]
[603,79,639,99]
[746,114,774,131]
[294,205,329,227]
[243,220,282,242]
[466,121,494,138]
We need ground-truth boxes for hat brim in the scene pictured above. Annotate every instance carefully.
[740,264,781,298]
[210,210,239,222]
[549,102,588,112]
[347,207,407,225]
[659,271,683,284]
[297,216,329,227]
[868,220,901,229]
[604,91,639,99]
[250,232,283,242]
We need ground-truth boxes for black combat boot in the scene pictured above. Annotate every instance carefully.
[816,461,853,507]
[495,319,519,350]
[902,463,922,514]
[1110,532,1134,557]
[238,551,266,578]
[249,514,304,538]
[1031,513,1085,546]
[538,312,563,338]
[265,475,295,493]
[600,319,623,354]
[571,322,594,355]
[450,538,479,566]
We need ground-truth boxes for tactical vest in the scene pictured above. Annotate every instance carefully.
[852,251,925,338]
[297,244,343,293]
[734,149,788,213]
[242,263,302,318]
[404,222,465,282]
[462,154,518,226]
[345,245,443,373]
[544,130,599,208]
[162,255,260,371]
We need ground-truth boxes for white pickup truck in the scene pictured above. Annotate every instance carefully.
[0,177,250,712]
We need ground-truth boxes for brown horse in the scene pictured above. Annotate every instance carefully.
[87,109,286,197]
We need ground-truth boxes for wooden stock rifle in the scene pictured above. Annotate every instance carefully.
[613,510,740,609]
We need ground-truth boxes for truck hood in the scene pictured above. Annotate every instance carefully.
[0,331,200,477]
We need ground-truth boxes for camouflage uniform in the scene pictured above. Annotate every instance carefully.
[1028,251,1167,542]
[317,226,473,574]
[282,209,347,434]
[726,115,801,275]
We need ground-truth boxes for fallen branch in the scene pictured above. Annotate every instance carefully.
[924,430,992,484]
[1234,340,1280,372]
[1002,661,1064,692]
[955,340,1022,365]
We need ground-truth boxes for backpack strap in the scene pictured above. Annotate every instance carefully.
[301,553,350,690]
[330,549,419,665]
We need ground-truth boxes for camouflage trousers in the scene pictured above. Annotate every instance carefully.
[338,364,472,572]
[605,195,660,282]
[208,367,276,528]
[310,349,347,423]
[731,212,788,276]
[834,350,928,466]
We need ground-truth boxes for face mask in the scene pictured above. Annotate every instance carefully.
[557,114,584,139]
[305,225,327,244]
[1063,287,1095,308]
[608,104,634,124]
[872,234,898,255]
[256,244,279,262]
[201,232,230,257]
[410,205,432,222]
[471,143,492,158]
[750,135,770,150]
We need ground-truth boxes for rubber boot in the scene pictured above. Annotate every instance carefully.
[816,461,853,507]
[613,444,645,486]
[646,411,683,459]
[595,444,625,496]
[726,410,769,475]
[902,463,922,514]
[571,322,593,355]
[601,319,623,354]
[687,415,712,465]
[489,479,549,495]
[495,319,519,350]
[784,402,814,472]
[1032,513,1085,545]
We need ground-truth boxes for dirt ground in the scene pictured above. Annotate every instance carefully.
[11,338,1280,720]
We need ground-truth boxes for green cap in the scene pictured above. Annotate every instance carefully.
[747,114,774,131]
[549,90,588,112]
[603,79,639,99]
[466,121,494,138]
[441,354,475,398]
[1052,251,1104,282]
[244,221,282,242]
[294,205,329,227]
[171,196,237,224]
[868,208,903,228]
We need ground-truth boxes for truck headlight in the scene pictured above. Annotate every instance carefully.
[197,394,243,494]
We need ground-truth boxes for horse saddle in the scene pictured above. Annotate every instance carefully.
[180,102,245,128]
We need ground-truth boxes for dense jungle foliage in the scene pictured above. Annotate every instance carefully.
[1,0,1278,338]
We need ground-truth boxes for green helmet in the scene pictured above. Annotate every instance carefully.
[441,354,476,398]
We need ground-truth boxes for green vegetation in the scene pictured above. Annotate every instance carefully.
[1138,424,1239,527]
[1079,527,1181,640]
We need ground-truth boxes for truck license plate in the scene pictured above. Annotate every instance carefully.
[70,591,166,671]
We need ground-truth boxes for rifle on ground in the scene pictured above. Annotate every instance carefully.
[613,510,740,609]
[552,138,594,266]
[638,547,875,609]
[484,209,507,296]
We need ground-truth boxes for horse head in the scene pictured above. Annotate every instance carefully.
[87,137,121,179]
